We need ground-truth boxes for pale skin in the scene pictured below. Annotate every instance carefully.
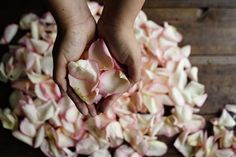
[47,0,145,116]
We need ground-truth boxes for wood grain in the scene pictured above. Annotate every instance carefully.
[1,0,236,157]
[143,0,236,8]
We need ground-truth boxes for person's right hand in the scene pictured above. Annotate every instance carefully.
[52,16,97,117]
[48,0,98,116]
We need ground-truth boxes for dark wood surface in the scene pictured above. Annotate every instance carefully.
[1,0,236,156]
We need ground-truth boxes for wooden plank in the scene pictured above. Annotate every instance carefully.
[177,24,236,55]
[143,8,236,24]
[190,58,236,114]
[92,0,236,8]
[143,0,236,8]
[143,8,236,55]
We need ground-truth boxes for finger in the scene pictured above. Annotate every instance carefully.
[125,54,141,84]
[86,103,97,117]
[53,54,68,92]
[67,86,89,116]
[96,94,121,114]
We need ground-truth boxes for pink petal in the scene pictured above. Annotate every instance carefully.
[88,39,114,70]
[35,80,61,101]
[0,24,18,44]
[20,118,36,137]
[98,70,130,96]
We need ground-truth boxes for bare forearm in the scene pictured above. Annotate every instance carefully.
[47,0,92,28]
[101,0,145,27]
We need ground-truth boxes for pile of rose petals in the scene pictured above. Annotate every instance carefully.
[68,39,130,104]
[0,1,235,157]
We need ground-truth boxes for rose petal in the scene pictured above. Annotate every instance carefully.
[76,134,99,155]
[98,70,130,96]
[219,109,236,127]
[0,63,8,82]
[54,129,74,148]
[225,104,236,113]
[31,39,49,54]
[105,121,123,147]
[0,24,18,44]
[12,131,33,146]
[163,22,182,43]
[114,145,141,157]
[88,39,114,70]
[22,104,38,123]
[19,13,38,29]
[34,125,45,148]
[68,59,99,82]
[170,87,185,106]
[68,74,100,104]
[145,140,168,156]
[20,118,36,137]
[89,149,111,157]
[0,108,18,130]
[27,72,50,84]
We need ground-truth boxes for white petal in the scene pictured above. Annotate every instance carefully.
[76,135,99,155]
[12,131,33,146]
[89,149,111,157]
[170,87,185,106]
[145,140,168,156]
[34,125,45,148]
[106,121,123,147]
[219,109,236,127]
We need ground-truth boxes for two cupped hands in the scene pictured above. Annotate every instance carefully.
[52,10,141,117]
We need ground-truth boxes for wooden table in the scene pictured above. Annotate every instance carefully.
[0,0,236,156]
